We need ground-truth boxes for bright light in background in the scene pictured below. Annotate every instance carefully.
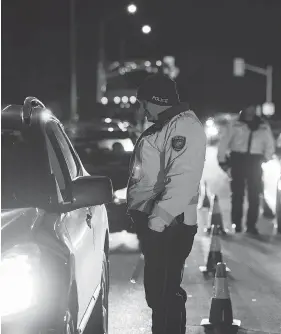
[205,125,219,138]
[163,56,175,66]
[117,121,128,131]
[101,97,108,105]
[262,102,275,116]
[105,118,112,123]
[205,118,218,138]
[122,96,129,103]
[130,96,137,104]
[125,103,130,108]
[123,139,134,151]
[114,188,127,204]
[127,3,137,14]
[114,96,121,104]
[142,25,151,34]
[108,127,114,132]
[119,68,126,75]
[262,158,281,177]
[206,118,214,127]
[144,61,151,67]
[156,60,162,66]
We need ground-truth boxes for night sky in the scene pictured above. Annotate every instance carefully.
[2,0,281,120]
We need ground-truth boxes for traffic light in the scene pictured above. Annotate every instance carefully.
[233,58,245,77]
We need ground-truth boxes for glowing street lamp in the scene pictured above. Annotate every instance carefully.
[142,25,151,34]
[127,4,137,14]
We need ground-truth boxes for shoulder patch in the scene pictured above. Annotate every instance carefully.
[172,136,186,151]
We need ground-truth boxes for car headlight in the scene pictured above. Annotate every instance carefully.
[114,188,127,204]
[0,243,41,317]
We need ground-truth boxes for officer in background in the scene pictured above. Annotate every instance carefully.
[127,74,206,334]
[218,104,275,234]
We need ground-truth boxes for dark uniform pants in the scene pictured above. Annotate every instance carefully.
[129,211,197,334]
[230,152,263,230]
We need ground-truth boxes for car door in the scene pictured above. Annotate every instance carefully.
[45,121,102,326]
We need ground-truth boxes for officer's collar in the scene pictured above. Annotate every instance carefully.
[156,102,190,125]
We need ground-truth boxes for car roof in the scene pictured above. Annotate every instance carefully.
[1,103,59,130]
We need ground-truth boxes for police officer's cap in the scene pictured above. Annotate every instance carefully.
[136,74,180,106]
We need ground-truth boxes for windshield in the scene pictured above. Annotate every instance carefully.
[1,128,51,209]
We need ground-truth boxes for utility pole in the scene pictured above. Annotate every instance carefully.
[233,58,274,116]
[96,20,106,103]
[266,65,273,103]
[70,0,78,121]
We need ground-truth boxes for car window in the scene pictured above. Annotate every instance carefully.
[48,123,79,180]
[1,128,54,208]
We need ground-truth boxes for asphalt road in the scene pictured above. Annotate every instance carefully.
[107,146,281,334]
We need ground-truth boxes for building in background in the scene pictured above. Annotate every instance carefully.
[97,57,180,132]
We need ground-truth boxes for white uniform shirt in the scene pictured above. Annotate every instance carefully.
[217,119,275,163]
[127,104,207,232]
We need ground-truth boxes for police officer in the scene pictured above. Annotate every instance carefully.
[126,74,206,334]
[217,104,275,234]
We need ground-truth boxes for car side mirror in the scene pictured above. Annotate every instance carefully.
[60,175,113,212]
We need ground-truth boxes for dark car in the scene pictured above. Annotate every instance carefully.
[1,97,113,334]
[64,119,136,232]
[64,119,135,188]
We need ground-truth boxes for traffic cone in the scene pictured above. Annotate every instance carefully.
[201,262,241,328]
[200,225,223,274]
[204,195,227,235]
[200,225,230,275]
[201,181,211,209]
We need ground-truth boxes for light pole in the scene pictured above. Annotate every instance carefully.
[70,0,78,121]
[96,4,138,102]
[233,58,274,115]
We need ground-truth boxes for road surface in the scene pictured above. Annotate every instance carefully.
[106,146,281,334]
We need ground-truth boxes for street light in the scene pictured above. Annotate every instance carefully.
[127,4,137,14]
[142,25,151,34]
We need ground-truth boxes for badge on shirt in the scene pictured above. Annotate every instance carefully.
[172,136,186,151]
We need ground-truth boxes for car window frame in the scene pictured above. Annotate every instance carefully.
[45,121,81,202]
[57,122,83,176]
[48,121,82,175]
